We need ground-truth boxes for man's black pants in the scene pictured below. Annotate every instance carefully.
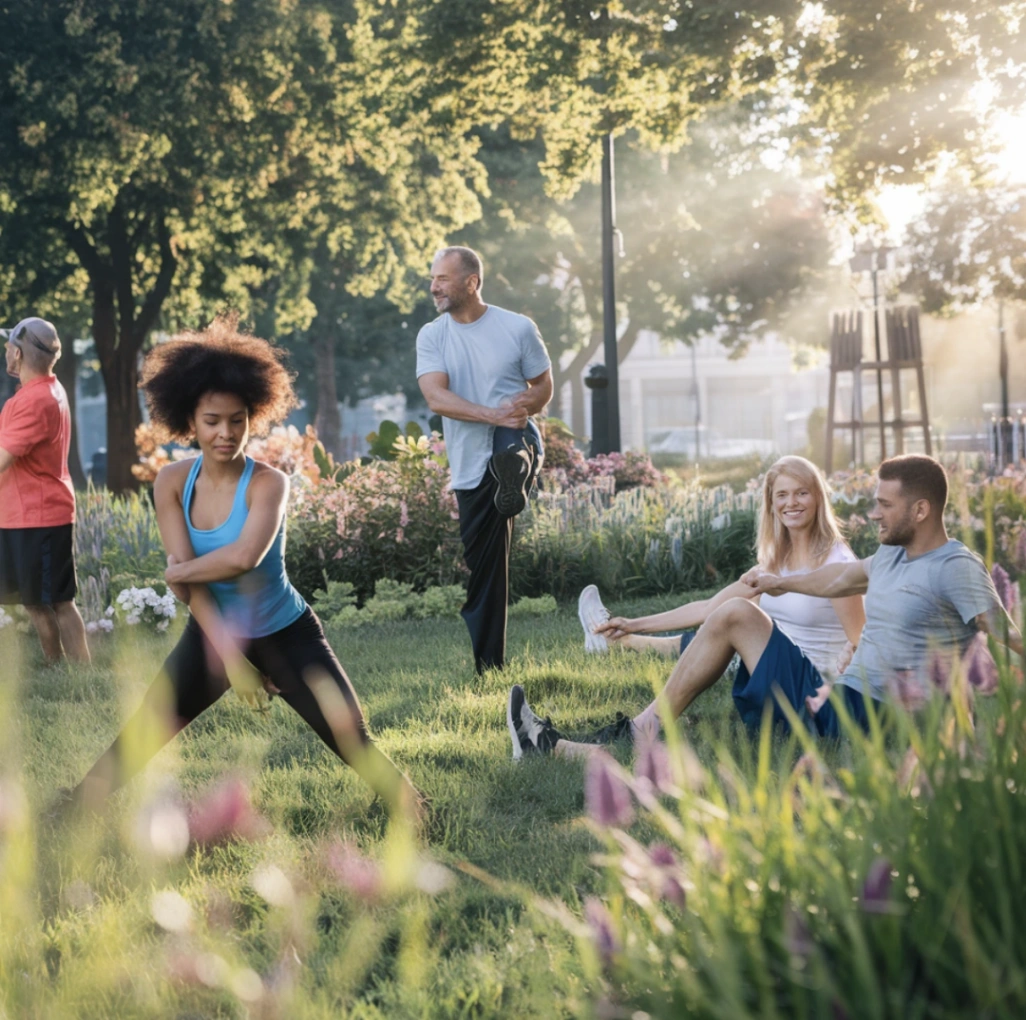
[456,474,514,674]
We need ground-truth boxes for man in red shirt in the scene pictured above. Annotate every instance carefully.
[0,318,90,663]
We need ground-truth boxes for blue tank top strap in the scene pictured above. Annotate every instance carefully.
[183,454,203,517]
[233,457,255,515]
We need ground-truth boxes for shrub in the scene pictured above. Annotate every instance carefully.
[286,445,465,601]
[508,594,558,617]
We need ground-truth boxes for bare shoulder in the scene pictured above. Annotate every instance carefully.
[153,457,195,499]
[249,461,289,498]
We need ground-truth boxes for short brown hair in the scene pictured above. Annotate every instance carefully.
[878,454,948,513]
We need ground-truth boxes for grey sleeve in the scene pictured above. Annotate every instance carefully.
[937,552,1002,625]
[416,325,447,378]
[520,318,551,380]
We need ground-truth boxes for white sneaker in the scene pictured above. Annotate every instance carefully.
[578,585,610,654]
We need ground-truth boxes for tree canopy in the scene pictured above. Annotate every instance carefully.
[1,0,1024,484]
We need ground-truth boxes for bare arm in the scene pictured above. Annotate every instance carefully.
[153,463,268,707]
[509,369,553,416]
[977,603,1024,657]
[0,446,14,474]
[418,372,529,429]
[745,559,871,600]
[597,579,759,639]
[164,468,288,585]
[831,594,865,648]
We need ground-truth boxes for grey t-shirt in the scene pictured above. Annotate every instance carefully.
[838,539,1002,701]
[416,305,551,490]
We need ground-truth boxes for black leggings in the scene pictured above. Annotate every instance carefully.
[88,607,371,793]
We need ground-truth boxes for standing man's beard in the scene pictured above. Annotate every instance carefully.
[879,508,917,546]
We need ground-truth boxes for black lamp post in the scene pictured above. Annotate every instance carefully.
[600,132,622,453]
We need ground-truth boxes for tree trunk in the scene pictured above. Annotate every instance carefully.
[313,332,343,458]
[67,208,177,493]
[53,329,87,488]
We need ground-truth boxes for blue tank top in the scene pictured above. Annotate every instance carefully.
[183,455,306,637]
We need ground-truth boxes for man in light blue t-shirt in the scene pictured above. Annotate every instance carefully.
[416,246,552,673]
[750,454,1022,713]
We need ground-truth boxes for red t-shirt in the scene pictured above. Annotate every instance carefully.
[0,375,76,528]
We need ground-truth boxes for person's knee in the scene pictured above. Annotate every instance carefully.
[706,597,763,637]
[53,600,81,618]
[24,603,55,621]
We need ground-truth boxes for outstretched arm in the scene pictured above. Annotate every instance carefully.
[164,469,288,584]
[745,559,871,600]
[597,580,759,639]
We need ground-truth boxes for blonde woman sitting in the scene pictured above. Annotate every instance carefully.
[507,456,866,756]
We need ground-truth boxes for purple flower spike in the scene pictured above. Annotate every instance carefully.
[860,856,893,912]
[648,843,686,908]
[927,652,951,693]
[964,633,999,695]
[1015,529,1026,573]
[583,896,620,966]
[634,736,672,795]
[992,563,1016,612]
[585,751,635,828]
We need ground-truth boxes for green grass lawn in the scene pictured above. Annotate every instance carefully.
[4,593,1026,1019]
[0,592,724,1019]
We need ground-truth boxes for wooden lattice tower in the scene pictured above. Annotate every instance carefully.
[825,306,931,473]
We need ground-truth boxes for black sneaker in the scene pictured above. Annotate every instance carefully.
[583,712,634,746]
[489,449,532,517]
[507,684,564,760]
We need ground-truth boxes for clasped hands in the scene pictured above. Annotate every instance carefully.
[491,389,535,429]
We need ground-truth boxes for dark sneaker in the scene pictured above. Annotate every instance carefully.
[583,712,634,746]
[507,684,564,760]
[490,449,532,517]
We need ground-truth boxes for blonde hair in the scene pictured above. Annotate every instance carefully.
[756,456,845,573]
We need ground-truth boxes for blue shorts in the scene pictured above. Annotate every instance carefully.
[731,623,878,737]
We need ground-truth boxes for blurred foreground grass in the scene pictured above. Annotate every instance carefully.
[1,591,1024,1018]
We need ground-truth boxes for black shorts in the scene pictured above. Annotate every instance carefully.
[0,524,77,606]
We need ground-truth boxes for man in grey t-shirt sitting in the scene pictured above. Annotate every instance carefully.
[748,454,1022,714]
[416,246,553,674]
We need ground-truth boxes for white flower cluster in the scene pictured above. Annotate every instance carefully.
[0,607,13,630]
[85,606,116,635]
[115,587,177,632]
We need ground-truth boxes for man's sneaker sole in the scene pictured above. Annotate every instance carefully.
[491,450,530,517]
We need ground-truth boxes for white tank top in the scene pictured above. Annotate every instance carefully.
[759,541,857,677]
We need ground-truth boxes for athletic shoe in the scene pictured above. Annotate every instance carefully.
[583,712,634,746]
[490,448,532,517]
[578,584,610,654]
[507,684,564,760]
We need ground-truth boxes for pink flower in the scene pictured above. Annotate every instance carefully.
[633,737,672,795]
[887,669,929,711]
[647,843,686,908]
[583,897,619,966]
[585,751,634,828]
[324,841,382,902]
[186,778,271,846]
[963,633,999,695]
[992,563,1016,613]
[860,857,893,912]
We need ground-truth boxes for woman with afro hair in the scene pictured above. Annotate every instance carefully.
[69,317,419,819]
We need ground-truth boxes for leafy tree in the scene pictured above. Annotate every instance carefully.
[0,0,484,490]
[902,179,1026,313]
